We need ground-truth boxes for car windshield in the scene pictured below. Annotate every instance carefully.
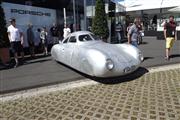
[63,37,69,43]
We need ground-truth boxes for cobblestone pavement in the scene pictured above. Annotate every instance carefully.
[0,68,180,120]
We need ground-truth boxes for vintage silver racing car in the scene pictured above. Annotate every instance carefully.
[51,31,144,77]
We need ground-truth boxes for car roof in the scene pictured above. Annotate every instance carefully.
[70,31,92,36]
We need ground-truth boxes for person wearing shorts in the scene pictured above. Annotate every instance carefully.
[7,18,24,68]
[164,16,177,60]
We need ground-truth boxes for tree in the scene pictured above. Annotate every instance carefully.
[0,0,10,48]
[92,0,109,41]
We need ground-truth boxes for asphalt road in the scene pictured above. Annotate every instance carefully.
[139,37,180,67]
[0,37,180,93]
[1,68,180,120]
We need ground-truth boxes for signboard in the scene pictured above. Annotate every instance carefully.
[2,2,57,47]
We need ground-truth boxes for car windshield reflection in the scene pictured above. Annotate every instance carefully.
[79,34,100,42]
[79,34,92,41]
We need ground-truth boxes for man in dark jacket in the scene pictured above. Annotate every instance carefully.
[50,23,60,44]
[27,24,35,57]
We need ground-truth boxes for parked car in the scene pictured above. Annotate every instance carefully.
[51,31,143,77]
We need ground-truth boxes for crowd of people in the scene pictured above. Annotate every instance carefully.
[7,18,71,68]
[6,15,177,68]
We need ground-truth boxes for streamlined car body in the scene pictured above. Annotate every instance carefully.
[51,31,143,77]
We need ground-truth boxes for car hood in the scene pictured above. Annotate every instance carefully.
[83,41,133,63]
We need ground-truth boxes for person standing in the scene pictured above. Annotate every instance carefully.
[50,23,60,44]
[34,28,41,49]
[40,27,48,55]
[137,22,143,45]
[164,15,177,60]
[128,18,140,47]
[63,24,71,39]
[116,22,122,43]
[7,18,24,68]
[127,23,133,37]
[27,24,35,58]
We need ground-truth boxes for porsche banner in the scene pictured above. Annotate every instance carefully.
[2,2,57,47]
[2,2,56,26]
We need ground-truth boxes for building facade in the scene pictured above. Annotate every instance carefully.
[2,0,85,47]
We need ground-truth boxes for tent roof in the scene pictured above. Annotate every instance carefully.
[168,6,180,13]
[119,0,180,11]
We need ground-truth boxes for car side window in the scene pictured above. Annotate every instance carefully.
[69,36,76,43]
[79,34,92,41]
[63,37,69,43]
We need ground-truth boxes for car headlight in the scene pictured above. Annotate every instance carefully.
[106,59,114,70]
[139,52,144,62]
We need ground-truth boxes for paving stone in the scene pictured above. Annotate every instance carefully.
[0,68,180,120]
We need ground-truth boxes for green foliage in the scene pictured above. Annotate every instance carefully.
[92,0,109,41]
[0,0,10,48]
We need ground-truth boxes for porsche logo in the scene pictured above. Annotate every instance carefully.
[11,9,51,17]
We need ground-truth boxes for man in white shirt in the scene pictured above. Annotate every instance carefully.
[7,18,24,68]
[63,24,71,38]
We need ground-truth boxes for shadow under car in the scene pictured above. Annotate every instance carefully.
[56,61,149,84]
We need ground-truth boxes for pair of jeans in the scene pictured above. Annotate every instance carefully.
[131,41,138,47]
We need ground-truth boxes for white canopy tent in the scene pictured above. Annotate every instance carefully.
[118,0,180,11]
[168,6,180,13]
[116,0,180,31]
